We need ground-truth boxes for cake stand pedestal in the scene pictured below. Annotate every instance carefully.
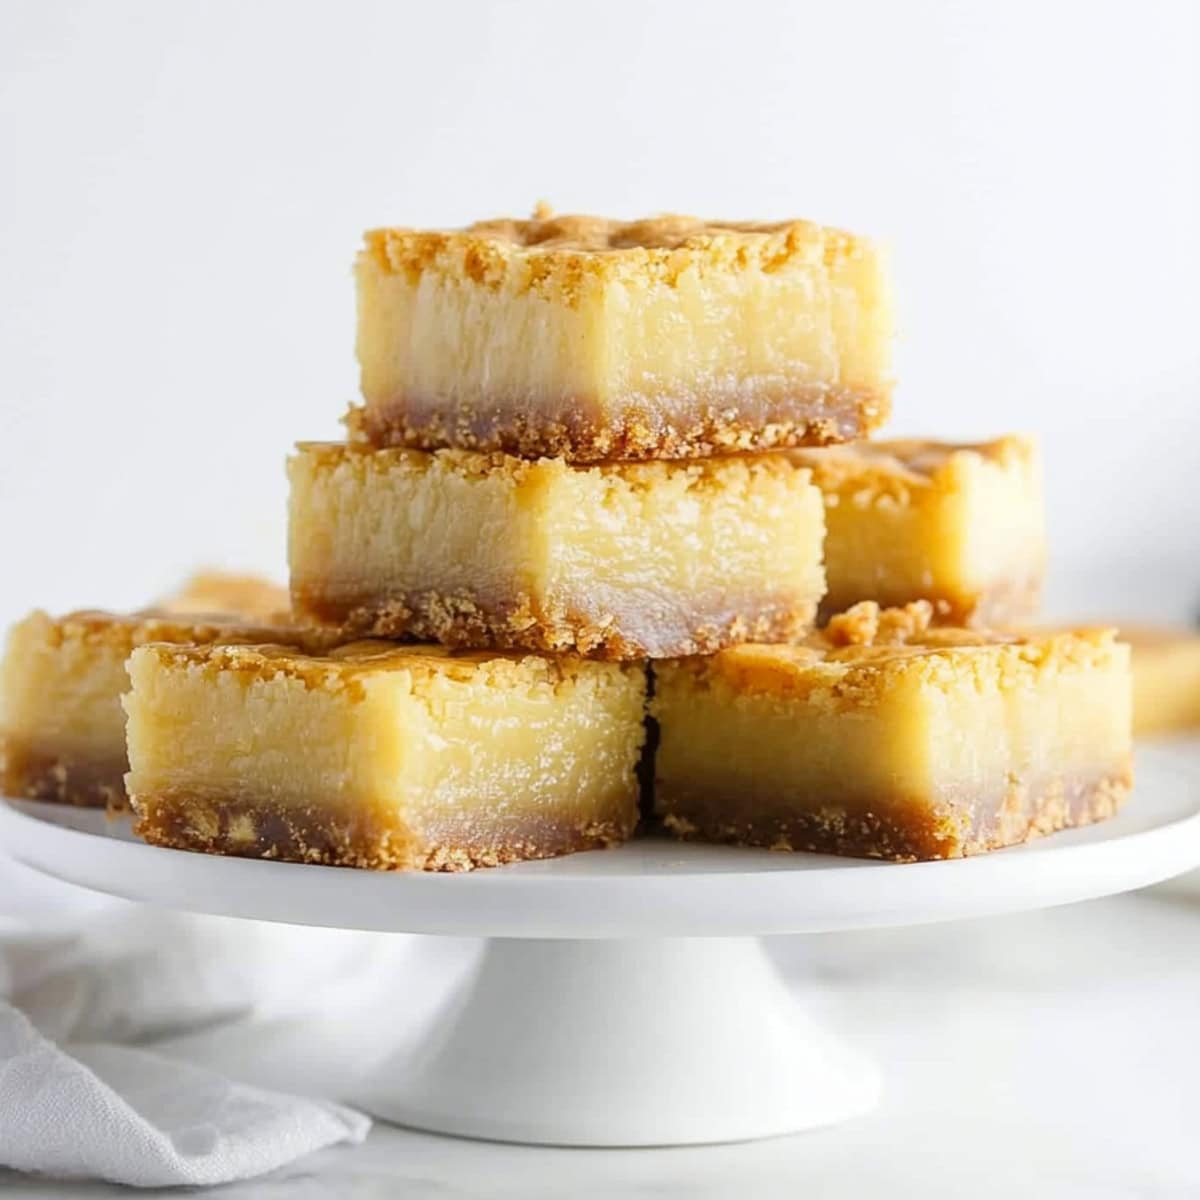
[360,936,878,1144]
[2,742,1198,1147]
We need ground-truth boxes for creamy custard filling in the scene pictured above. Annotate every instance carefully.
[288,443,826,659]
[795,437,1045,625]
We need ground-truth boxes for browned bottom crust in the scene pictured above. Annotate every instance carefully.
[131,790,636,872]
[657,763,1133,862]
[291,586,817,661]
[348,384,891,463]
[1,738,127,810]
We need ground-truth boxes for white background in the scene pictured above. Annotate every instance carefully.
[1,0,1197,628]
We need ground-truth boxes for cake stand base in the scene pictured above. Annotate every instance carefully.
[357,936,881,1146]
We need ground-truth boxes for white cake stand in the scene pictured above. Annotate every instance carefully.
[2,740,1199,1147]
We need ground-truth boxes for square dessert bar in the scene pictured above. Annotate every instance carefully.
[156,570,291,622]
[652,602,1132,862]
[353,211,894,461]
[288,443,827,660]
[1122,626,1200,736]
[790,436,1044,624]
[124,641,647,871]
[1,608,303,809]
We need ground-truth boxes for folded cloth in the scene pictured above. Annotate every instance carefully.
[0,1002,369,1187]
[0,896,390,1187]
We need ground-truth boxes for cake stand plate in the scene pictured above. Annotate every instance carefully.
[2,741,1198,1146]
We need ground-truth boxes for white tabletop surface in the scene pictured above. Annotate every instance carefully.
[3,865,1199,1200]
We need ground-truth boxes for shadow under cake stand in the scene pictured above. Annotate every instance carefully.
[2,739,1199,1148]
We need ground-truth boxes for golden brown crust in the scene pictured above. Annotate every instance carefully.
[347,388,888,463]
[1,738,126,810]
[660,762,1132,863]
[131,789,634,873]
[291,586,816,662]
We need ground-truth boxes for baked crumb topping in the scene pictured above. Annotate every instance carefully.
[21,609,300,654]
[360,206,879,295]
[137,639,638,696]
[302,437,812,495]
[791,435,1036,494]
[369,203,858,255]
[676,602,1125,700]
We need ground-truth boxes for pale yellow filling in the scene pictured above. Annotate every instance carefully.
[288,447,543,605]
[653,634,1131,818]
[795,438,1044,616]
[356,236,892,413]
[288,446,826,630]
[1126,631,1200,736]
[124,646,646,840]
[1,613,130,764]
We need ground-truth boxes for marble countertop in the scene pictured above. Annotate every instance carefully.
[4,871,1199,1200]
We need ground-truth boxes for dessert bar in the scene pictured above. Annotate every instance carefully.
[158,570,291,622]
[791,436,1044,624]
[1123,625,1200,736]
[1,609,303,808]
[288,443,827,659]
[651,602,1132,861]
[124,641,647,871]
[353,210,893,461]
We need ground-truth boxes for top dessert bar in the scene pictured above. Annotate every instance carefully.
[352,211,894,461]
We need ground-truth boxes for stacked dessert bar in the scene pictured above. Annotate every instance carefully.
[1,211,1134,867]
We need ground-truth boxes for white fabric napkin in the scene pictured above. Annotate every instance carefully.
[0,1003,369,1187]
[0,890,387,1188]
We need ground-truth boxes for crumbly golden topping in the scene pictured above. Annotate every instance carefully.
[791,435,1036,493]
[17,609,302,655]
[300,438,812,496]
[360,207,878,296]
[461,212,808,252]
[668,603,1125,700]
[138,639,636,696]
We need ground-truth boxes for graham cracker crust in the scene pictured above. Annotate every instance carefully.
[658,763,1133,863]
[291,586,816,661]
[131,790,636,872]
[347,384,889,463]
[1,738,127,811]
